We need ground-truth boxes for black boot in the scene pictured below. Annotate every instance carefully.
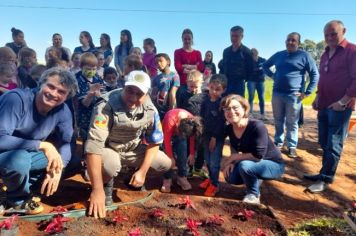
[103,178,114,206]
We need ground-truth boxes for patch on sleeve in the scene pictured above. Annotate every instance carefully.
[146,112,164,143]
[94,115,108,129]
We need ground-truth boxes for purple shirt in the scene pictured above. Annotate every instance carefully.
[318,39,356,109]
[142,52,157,78]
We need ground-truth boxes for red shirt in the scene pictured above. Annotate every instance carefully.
[0,82,17,95]
[162,108,195,159]
[174,48,204,85]
[318,39,356,109]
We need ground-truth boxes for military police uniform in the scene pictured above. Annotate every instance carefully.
[84,89,171,178]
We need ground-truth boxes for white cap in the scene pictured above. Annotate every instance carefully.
[125,70,151,94]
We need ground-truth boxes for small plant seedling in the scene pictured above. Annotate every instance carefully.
[186,218,202,236]
[0,214,18,230]
[233,209,255,221]
[44,214,70,234]
[112,210,128,224]
[205,214,224,226]
[149,208,164,218]
[50,206,68,214]
[128,227,141,236]
[179,196,196,210]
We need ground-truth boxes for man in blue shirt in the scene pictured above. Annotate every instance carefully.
[0,67,78,215]
[263,32,319,158]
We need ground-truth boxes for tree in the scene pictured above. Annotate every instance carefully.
[300,39,326,68]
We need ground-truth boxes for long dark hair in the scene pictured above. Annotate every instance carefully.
[178,116,203,138]
[101,33,112,50]
[144,38,157,53]
[118,29,133,54]
[81,31,95,49]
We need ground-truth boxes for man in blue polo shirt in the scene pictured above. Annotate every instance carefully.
[0,67,78,215]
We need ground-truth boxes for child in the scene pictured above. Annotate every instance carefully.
[143,38,157,78]
[29,64,46,85]
[199,74,227,197]
[151,53,180,120]
[103,67,120,91]
[130,47,147,73]
[161,108,203,192]
[114,30,133,77]
[70,52,81,75]
[17,47,37,88]
[0,47,17,85]
[95,51,105,79]
[123,54,144,79]
[0,63,17,95]
[76,52,104,140]
[5,27,27,57]
[176,69,203,110]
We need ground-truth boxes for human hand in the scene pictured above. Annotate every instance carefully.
[129,169,146,188]
[88,188,106,218]
[209,138,216,152]
[187,154,195,166]
[223,163,235,179]
[328,101,346,111]
[39,142,63,174]
[312,96,319,110]
[41,170,62,197]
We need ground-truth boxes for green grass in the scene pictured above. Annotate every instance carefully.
[247,78,317,106]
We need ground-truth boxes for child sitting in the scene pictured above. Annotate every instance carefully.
[103,67,120,92]
[76,52,104,140]
[151,53,180,120]
[199,74,227,197]
[0,63,17,95]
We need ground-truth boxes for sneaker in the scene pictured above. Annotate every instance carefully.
[177,176,192,191]
[192,168,209,179]
[199,179,211,189]
[204,184,219,197]
[104,178,114,206]
[242,193,260,204]
[274,143,283,150]
[303,174,321,182]
[288,148,298,158]
[307,181,328,193]
[14,198,44,215]
[161,179,172,193]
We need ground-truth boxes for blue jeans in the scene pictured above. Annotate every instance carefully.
[203,137,224,187]
[272,92,302,148]
[225,79,246,97]
[318,108,352,183]
[0,149,81,204]
[164,135,189,178]
[247,81,265,115]
[225,160,285,196]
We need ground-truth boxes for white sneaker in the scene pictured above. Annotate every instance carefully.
[307,181,328,193]
[177,176,192,191]
[161,179,172,193]
[242,193,260,204]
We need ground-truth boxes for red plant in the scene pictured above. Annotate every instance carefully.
[180,196,196,209]
[186,218,202,236]
[234,209,255,221]
[205,214,225,226]
[128,227,141,236]
[250,228,267,236]
[0,215,18,230]
[112,210,128,224]
[50,206,68,214]
[149,208,164,218]
[352,201,356,209]
[44,214,70,234]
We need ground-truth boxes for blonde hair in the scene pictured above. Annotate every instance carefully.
[80,52,98,67]
[0,47,17,64]
[187,69,203,84]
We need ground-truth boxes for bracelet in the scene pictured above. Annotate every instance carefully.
[337,100,347,107]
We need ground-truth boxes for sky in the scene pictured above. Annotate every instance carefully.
[1,0,356,66]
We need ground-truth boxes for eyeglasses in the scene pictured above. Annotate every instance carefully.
[223,105,241,113]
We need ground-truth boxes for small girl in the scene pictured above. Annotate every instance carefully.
[74,31,96,54]
[161,108,203,192]
[151,53,180,120]
[70,52,81,75]
[143,38,157,78]
[114,29,133,78]
[0,63,17,95]
[76,52,104,140]
[95,51,105,79]
[17,47,38,88]
[203,50,217,75]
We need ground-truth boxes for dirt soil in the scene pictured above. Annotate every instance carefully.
[11,106,356,235]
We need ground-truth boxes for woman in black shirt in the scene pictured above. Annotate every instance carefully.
[221,94,285,204]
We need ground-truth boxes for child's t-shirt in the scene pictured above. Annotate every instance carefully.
[0,82,17,95]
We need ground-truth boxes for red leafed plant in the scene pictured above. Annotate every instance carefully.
[44,214,70,234]
[250,228,267,236]
[186,218,202,236]
[50,206,68,214]
[128,227,141,236]
[205,214,225,226]
[112,210,128,224]
[0,215,18,230]
[149,208,164,218]
[179,196,196,209]
[234,209,255,221]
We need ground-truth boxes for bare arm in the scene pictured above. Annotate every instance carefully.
[168,86,178,109]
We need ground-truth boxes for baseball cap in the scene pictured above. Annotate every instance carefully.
[125,70,151,94]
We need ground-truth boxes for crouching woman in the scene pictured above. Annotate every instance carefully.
[222,94,285,204]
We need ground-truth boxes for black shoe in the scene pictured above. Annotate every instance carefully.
[288,148,297,158]
[104,178,114,206]
[303,174,321,182]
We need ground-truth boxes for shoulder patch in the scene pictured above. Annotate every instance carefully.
[94,114,108,129]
